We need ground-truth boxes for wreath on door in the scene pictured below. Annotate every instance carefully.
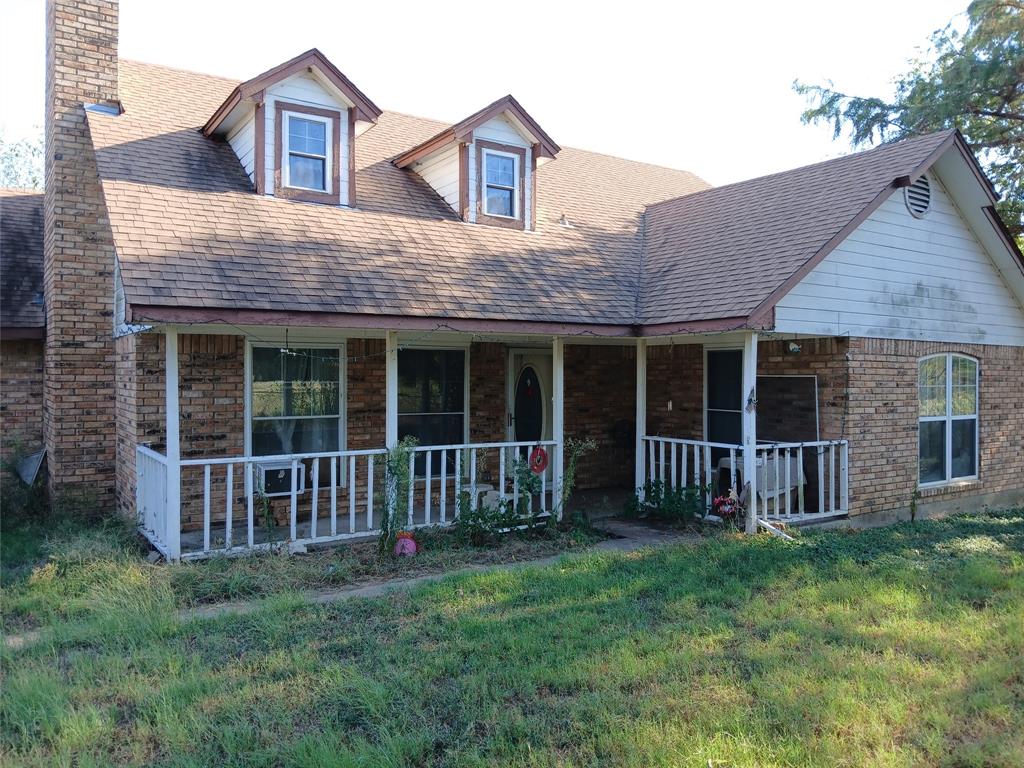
[529,446,549,474]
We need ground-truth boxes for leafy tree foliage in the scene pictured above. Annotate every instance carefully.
[0,131,43,190]
[795,1,1023,240]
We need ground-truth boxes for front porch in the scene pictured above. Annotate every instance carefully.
[127,326,854,560]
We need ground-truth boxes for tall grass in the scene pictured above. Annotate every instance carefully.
[1,509,1021,766]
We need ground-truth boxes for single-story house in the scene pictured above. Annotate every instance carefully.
[3,0,1021,560]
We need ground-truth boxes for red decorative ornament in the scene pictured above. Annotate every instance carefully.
[528,446,549,474]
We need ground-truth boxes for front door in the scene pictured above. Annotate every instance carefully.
[508,350,553,473]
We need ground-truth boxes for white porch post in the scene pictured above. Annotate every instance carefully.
[551,336,565,519]
[742,331,759,534]
[635,338,647,499]
[385,331,399,449]
[164,327,182,560]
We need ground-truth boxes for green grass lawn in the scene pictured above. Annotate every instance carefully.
[2,510,1022,767]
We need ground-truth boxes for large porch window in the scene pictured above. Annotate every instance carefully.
[249,344,344,487]
[398,349,466,446]
[918,353,978,486]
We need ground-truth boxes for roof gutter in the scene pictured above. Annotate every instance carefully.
[127,305,769,340]
[128,304,638,338]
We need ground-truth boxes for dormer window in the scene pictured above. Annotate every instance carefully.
[203,49,383,207]
[483,149,518,217]
[393,94,560,232]
[476,140,525,229]
[273,102,341,204]
[285,114,329,192]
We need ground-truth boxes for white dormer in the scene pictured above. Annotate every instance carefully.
[203,49,381,207]
[393,95,560,231]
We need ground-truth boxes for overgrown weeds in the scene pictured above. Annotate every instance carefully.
[1,509,1020,766]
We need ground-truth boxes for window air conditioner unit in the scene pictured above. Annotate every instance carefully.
[256,460,307,497]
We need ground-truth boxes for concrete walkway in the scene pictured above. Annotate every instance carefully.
[3,519,696,649]
[181,518,698,621]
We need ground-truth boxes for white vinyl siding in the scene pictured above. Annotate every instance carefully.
[412,143,460,213]
[775,175,1024,345]
[227,115,256,182]
[264,72,350,205]
[475,115,530,148]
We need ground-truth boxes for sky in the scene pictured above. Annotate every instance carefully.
[0,0,967,185]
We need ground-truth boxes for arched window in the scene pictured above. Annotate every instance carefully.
[918,354,979,486]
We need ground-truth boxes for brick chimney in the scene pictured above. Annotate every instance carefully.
[44,0,120,507]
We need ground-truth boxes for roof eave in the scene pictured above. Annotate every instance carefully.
[202,48,383,137]
[392,128,457,169]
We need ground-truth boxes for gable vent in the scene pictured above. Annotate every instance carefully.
[904,174,932,217]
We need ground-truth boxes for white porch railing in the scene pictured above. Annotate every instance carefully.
[137,440,560,561]
[752,441,849,521]
[136,446,173,558]
[639,436,850,522]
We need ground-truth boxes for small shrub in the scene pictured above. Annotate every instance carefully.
[630,480,708,524]
[452,498,521,546]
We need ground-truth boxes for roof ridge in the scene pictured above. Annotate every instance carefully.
[645,128,958,212]
[120,57,243,84]
[119,59,706,179]
[633,208,649,325]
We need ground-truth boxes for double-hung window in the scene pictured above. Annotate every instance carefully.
[483,149,518,218]
[398,349,466,473]
[285,114,330,192]
[250,345,344,486]
[918,354,978,486]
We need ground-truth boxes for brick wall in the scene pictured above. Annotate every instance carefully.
[646,343,703,439]
[0,339,45,463]
[565,345,637,490]
[757,337,850,442]
[115,333,246,523]
[469,342,507,444]
[846,338,1024,517]
[44,0,120,506]
[347,339,385,450]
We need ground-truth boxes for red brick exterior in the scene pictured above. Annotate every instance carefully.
[846,338,1024,517]
[347,339,386,450]
[640,336,1023,516]
[757,337,850,442]
[564,345,637,490]
[0,340,45,464]
[469,343,507,444]
[646,343,703,440]
[44,0,120,505]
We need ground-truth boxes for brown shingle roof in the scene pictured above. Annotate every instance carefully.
[86,60,966,333]
[0,189,45,331]
[87,60,708,328]
[639,130,958,327]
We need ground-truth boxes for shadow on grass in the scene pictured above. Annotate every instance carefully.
[1,509,1022,766]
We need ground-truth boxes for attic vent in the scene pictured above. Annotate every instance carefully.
[904,174,932,218]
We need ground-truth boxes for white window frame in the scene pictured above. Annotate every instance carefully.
[282,111,332,194]
[396,344,471,448]
[918,353,979,489]
[244,340,347,484]
[481,148,519,219]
